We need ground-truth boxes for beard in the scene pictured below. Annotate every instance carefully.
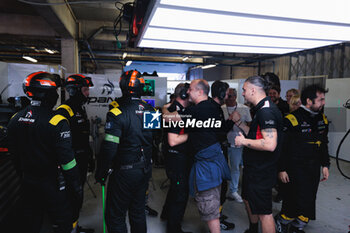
[310,104,323,113]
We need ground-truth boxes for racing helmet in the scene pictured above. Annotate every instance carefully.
[23,71,61,99]
[119,70,145,97]
[65,74,94,97]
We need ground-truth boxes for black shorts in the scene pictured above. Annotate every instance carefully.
[242,169,276,215]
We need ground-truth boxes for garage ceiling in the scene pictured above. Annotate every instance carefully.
[0,0,345,73]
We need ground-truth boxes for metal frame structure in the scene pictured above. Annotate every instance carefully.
[289,42,350,80]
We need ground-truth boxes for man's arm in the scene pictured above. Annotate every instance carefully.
[162,103,182,122]
[168,132,188,147]
[95,109,122,184]
[235,128,277,152]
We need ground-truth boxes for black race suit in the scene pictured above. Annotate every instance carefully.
[96,97,154,233]
[56,98,93,222]
[279,106,330,220]
[161,100,192,233]
[7,102,82,233]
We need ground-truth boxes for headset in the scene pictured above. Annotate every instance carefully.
[212,81,228,100]
[180,83,190,100]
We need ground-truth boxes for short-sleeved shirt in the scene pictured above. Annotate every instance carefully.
[243,97,283,173]
[181,99,223,155]
[222,103,252,147]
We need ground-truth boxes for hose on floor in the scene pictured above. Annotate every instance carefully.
[335,126,350,180]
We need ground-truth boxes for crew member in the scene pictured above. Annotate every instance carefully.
[163,79,231,233]
[56,74,94,233]
[95,70,154,233]
[7,71,82,233]
[235,76,283,233]
[210,81,236,231]
[161,83,192,233]
[268,85,289,116]
[275,85,330,233]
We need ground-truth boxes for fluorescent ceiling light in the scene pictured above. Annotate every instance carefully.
[202,64,216,69]
[182,56,189,61]
[138,1,350,54]
[150,8,350,41]
[45,48,55,54]
[160,0,350,25]
[122,52,127,59]
[144,27,339,49]
[139,39,301,54]
[22,55,37,63]
[126,60,132,66]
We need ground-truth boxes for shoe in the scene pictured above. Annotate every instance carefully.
[243,229,256,233]
[227,192,243,203]
[220,219,235,230]
[77,226,94,233]
[145,205,158,217]
[220,214,228,220]
[167,229,192,233]
[289,226,305,233]
[275,219,289,233]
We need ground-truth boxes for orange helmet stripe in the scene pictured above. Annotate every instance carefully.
[37,79,57,87]
[25,71,47,87]
[129,70,138,87]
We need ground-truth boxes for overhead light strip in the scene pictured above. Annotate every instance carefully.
[22,55,37,63]
[139,39,301,54]
[143,38,304,50]
[202,64,216,69]
[160,0,350,25]
[143,27,339,49]
[148,7,350,41]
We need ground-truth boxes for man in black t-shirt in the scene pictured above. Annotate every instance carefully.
[235,76,283,233]
[163,79,231,233]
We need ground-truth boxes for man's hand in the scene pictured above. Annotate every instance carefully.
[321,167,329,181]
[279,171,290,183]
[162,103,171,113]
[235,132,246,147]
[230,111,241,122]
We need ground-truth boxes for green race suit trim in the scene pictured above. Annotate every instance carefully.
[104,134,119,144]
[61,159,77,171]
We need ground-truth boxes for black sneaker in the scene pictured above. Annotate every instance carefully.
[167,228,192,233]
[289,226,305,233]
[145,205,158,217]
[77,226,95,233]
[220,219,235,230]
[275,219,289,233]
[244,229,256,233]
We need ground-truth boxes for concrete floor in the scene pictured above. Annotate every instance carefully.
[51,157,350,233]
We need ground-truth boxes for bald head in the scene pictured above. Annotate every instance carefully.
[188,79,209,104]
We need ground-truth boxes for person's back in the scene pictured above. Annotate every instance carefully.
[95,70,154,233]
[113,97,154,166]
[9,105,63,177]
[7,71,81,233]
